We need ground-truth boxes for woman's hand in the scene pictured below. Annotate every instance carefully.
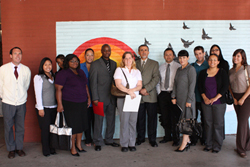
[128,89,136,99]
[238,98,245,106]
[210,97,218,105]
[38,109,45,117]
[57,104,64,112]
[203,97,211,105]
[172,99,176,104]
[87,97,91,108]
[186,102,191,108]
[233,98,238,105]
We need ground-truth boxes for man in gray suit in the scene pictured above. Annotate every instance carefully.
[89,44,119,151]
[136,44,160,147]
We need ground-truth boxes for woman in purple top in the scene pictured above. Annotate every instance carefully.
[55,54,91,157]
[198,54,229,153]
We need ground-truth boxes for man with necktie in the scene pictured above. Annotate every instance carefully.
[0,47,31,159]
[135,44,160,147]
[89,44,119,151]
[157,48,181,146]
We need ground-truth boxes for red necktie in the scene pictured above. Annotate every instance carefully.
[14,66,18,79]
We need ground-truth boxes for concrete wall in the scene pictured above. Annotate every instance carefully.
[1,0,250,142]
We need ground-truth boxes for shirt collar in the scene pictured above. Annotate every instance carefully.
[11,62,21,69]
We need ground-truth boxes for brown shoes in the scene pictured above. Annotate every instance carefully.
[16,150,26,157]
[234,149,247,158]
[8,151,15,159]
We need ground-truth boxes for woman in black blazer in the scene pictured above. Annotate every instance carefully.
[198,54,229,153]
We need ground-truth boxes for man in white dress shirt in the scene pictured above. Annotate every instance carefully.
[157,48,181,146]
[0,47,31,159]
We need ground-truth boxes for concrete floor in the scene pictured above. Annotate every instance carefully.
[0,117,250,167]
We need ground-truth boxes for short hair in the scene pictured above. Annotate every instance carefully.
[85,48,94,55]
[138,44,149,51]
[194,46,204,53]
[56,54,65,61]
[63,54,80,70]
[163,48,176,57]
[120,52,137,70]
[178,50,189,57]
[101,44,111,51]
[38,57,54,79]
[232,49,248,69]
[10,47,22,55]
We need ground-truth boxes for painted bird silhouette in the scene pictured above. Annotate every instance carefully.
[181,38,194,48]
[168,43,173,49]
[144,38,151,45]
[183,22,190,29]
[229,23,236,30]
[202,29,212,40]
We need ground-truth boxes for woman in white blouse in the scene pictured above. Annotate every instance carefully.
[229,49,250,158]
[114,52,142,152]
[34,57,57,157]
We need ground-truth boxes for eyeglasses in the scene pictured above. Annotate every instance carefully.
[70,60,79,63]
[212,49,219,52]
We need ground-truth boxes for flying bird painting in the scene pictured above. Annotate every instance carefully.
[202,29,212,40]
[229,23,236,30]
[168,43,173,49]
[144,38,151,45]
[181,38,194,48]
[183,22,190,29]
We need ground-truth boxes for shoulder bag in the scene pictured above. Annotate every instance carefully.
[111,68,130,98]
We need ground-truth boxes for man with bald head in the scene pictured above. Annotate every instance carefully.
[89,44,119,151]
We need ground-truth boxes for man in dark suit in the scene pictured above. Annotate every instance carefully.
[136,44,160,147]
[89,44,119,151]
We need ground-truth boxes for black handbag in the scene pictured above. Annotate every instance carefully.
[225,90,234,105]
[50,112,72,151]
[111,68,130,98]
[177,106,202,137]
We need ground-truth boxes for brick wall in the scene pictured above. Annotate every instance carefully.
[1,0,250,142]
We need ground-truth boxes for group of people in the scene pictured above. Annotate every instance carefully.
[0,44,250,159]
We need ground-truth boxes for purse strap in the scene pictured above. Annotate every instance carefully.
[55,112,68,127]
[245,67,249,86]
[120,68,129,85]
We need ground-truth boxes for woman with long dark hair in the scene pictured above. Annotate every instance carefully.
[55,54,91,156]
[229,49,250,158]
[34,57,57,157]
[209,44,229,73]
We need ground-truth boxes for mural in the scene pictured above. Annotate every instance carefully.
[56,20,250,135]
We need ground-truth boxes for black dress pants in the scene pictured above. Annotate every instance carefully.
[84,107,94,144]
[158,91,181,142]
[136,102,157,142]
[36,108,57,156]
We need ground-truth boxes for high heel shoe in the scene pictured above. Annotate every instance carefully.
[75,144,87,153]
[175,143,190,152]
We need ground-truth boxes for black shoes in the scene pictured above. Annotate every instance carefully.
[175,143,190,152]
[203,147,211,152]
[121,147,128,152]
[71,152,80,156]
[159,138,172,143]
[212,150,219,153]
[8,151,15,159]
[128,147,136,151]
[172,141,180,146]
[150,141,158,147]
[75,144,87,152]
[135,140,145,146]
[105,142,120,147]
[95,145,101,151]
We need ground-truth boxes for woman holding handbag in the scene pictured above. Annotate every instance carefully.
[171,50,196,152]
[198,54,229,153]
[34,57,57,157]
[113,52,142,152]
[229,49,250,158]
[55,54,91,156]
